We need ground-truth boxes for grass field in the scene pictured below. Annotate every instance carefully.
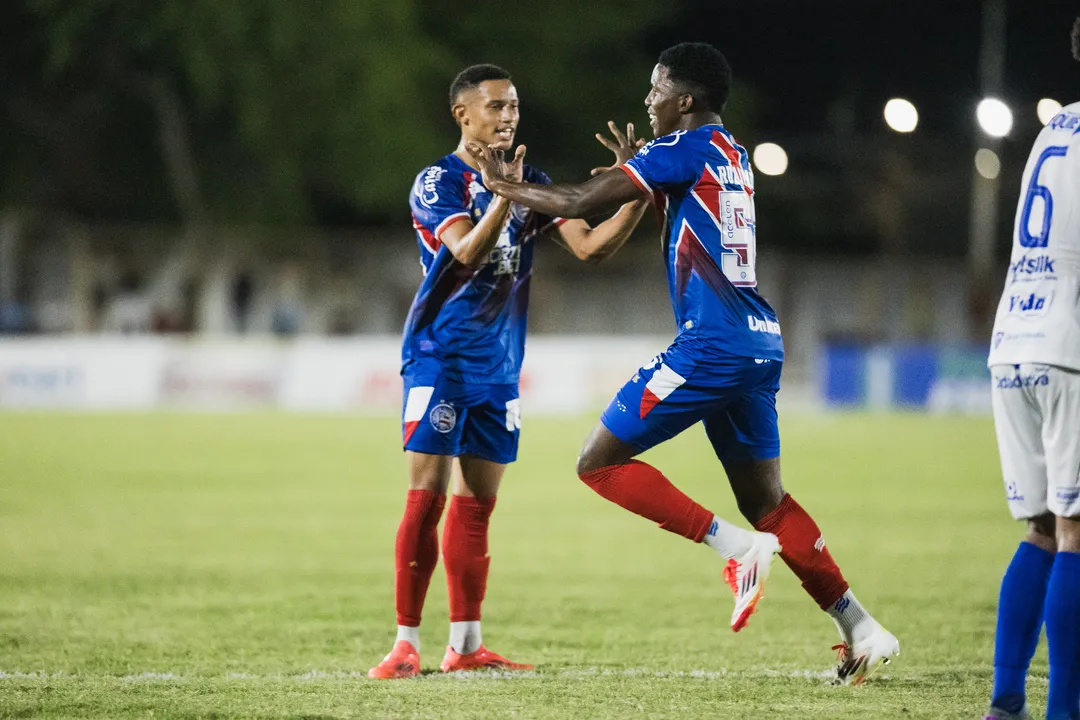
[0,411,1029,718]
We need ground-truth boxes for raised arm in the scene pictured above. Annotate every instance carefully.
[438,146,528,269]
[466,143,646,219]
[554,204,648,264]
[439,197,511,269]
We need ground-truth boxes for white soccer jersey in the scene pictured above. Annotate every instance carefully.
[989,101,1080,371]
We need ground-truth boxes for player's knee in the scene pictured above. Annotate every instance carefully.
[1055,515,1080,553]
[1025,513,1057,553]
[576,441,632,478]
[406,452,452,493]
[575,436,609,477]
[577,424,637,478]
[575,448,599,478]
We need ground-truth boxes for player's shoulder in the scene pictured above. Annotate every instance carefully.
[412,154,464,186]
[637,129,691,158]
[1035,101,1080,142]
[1059,100,1080,116]
[411,154,466,207]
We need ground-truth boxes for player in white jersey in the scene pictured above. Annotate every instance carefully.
[984,19,1080,720]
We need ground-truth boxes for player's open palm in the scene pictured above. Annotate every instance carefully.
[591,121,646,176]
[466,143,527,189]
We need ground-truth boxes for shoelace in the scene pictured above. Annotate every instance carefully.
[832,643,877,686]
[722,559,740,594]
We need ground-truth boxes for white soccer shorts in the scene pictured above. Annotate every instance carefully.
[991,363,1080,519]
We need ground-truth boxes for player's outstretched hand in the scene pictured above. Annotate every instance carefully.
[590,121,646,176]
[465,142,527,191]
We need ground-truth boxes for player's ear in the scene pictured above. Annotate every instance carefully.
[678,93,695,114]
[451,102,468,128]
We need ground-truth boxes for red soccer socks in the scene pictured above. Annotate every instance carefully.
[579,460,714,542]
[753,493,849,609]
[394,489,447,627]
[442,494,497,623]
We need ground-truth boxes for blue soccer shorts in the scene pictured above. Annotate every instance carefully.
[600,344,782,463]
[401,373,521,465]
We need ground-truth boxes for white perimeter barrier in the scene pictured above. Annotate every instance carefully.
[0,336,676,414]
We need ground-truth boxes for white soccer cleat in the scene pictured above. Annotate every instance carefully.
[832,623,900,685]
[722,531,781,632]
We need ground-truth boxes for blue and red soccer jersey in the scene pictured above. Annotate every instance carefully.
[621,125,783,362]
[401,152,561,463]
[605,124,785,460]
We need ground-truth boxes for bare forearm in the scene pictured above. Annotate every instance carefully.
[488,176,633,219]
[574,200,649,263]
[447,196,511,268]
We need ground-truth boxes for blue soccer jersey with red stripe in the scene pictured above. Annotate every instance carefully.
[621,125,783,361]
[404,153,561,384]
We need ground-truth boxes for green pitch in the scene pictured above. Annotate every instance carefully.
[0,412,1027,718]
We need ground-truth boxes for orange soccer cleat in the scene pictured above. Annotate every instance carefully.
[439,645,534,673]
[367,640,421,679]
[722,531,782,632]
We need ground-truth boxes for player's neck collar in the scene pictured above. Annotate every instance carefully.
[451,143,481,171]
[678,115,725,132]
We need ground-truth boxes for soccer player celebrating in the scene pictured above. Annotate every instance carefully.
[983,20,1080,720]
[467,43,899,684]
[368,64,649,679]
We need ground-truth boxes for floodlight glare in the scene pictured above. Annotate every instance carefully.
[1037,98,1063,126]
[884,98,918,133]
[977,98,1013,137]
[974,148,1001,180]
[753,143,788,176]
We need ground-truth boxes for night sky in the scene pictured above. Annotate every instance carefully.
[665,0,1078,140]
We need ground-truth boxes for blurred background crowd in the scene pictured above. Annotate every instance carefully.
[0,0,1075,411]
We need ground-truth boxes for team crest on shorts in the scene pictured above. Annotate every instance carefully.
[429,403,457,433]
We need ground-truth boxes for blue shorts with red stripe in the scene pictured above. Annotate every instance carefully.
[600,342,782,463]
[401,371,520,464]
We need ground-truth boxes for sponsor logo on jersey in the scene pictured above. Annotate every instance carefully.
[415,166,447,208]
[1005,483,1025,502]
[1008,291,1052,316]
[486,232,521,276]
[994,372,1050,389]
[1048,111,1080,133]
[1010,254,1056,281]
[747,315,782,335]
[1056,487,1080,503]
[429,403,457,433]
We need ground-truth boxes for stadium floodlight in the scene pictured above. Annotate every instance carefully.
[976,98,1013,137]
[974,148,1001,180]
[1037,98,1063,125]
[753,143,788,176]
[883,98,918,133]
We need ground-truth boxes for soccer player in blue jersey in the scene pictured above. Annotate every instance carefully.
[468,43,899,683]
[368,64,649,679]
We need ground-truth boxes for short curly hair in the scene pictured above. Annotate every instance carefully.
[449,64,512,108]
[657,42,732,114]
